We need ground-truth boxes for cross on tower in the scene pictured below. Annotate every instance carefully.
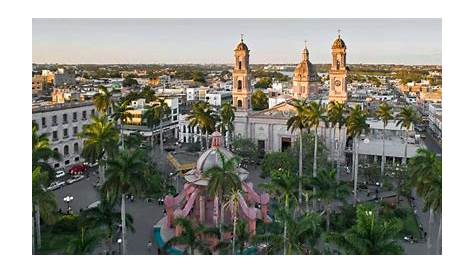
[240,33,244,42]
[304,40,307,48]
[337,29,341,38]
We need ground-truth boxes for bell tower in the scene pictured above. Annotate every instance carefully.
[232,34,252,111]
[292,41,318,100]
[329,31,348,103]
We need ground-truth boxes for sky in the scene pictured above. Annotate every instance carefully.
[32,18,441,65]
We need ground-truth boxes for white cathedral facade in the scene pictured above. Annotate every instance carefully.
[178,34,350,162]
[231,35,349,158]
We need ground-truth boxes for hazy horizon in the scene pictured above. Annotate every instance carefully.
[33,18,442,65]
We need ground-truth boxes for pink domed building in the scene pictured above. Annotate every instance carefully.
[153,131,271,254]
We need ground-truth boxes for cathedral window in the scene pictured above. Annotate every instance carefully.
[237,80,242,90]
[239,61,242,70]
[237,100,243,108]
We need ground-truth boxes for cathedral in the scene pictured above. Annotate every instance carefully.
[232,34,348,155]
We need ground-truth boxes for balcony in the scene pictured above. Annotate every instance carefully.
[63,135,69,140]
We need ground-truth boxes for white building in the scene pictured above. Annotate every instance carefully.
[32,101,97,169]
[204,90,232,107]
[186,88,199,101]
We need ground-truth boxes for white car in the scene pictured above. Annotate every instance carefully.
[55,170,66,178]
[84,161,99,168]
[66,175,85,185]
[46,181,65,191]
[87,200,101,209]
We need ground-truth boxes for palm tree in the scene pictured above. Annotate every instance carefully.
[376,103,393,175]
[79,115,119,186]
[261,170,298,255]
[102,149,147,255]
[218,102,236,148]
[408,148,442,254]
[164,218,220,255]
[253,208,322,255]
[32,167,57,252]
[204,151,242,239]
[346,105,369,206]
[144,98,171,152]
[186,101,215,150]
[287,98,308,206]
[305,101,326,178]
[310,169,350,231]
[141,85,156,102]
[328,102,344,161]
[328,204,404,254]
[111,100,133,150]
[80,197,135,254]
[32,122,60,179]
[396,106,420,164]
[66,226,101,255]
[328,101,347,179]
[93,85,113,115]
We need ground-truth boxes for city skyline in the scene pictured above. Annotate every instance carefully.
[33,18,441,65]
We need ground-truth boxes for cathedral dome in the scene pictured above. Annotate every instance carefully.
[293,47,317,82]
[332,36,346,49]
[235,41,249,51]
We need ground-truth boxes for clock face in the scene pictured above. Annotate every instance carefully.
[335,80,341,87]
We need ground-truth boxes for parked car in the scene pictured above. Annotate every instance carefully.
[55,170,66,178]
[69,164,88,175]
[46,181,65,191]
[87,200,101,209]
[66,174,85,185]
[84,161,98,168]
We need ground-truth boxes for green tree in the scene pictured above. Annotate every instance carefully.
[66,226,102,255]
[144,98,171,152]
[347,105,369,206]
[102,149,147,255]
[218,102,236,147]
[111,100,133,150]
[204,151,242,239]
[304,101,326,178]
[251,90,269,111]
[186,101,215,150]
[308,169,350,231]
[254,77,272,89]
[328,204,404,255]
[93,86,112,114]
[260,170,298,254]
[32,122,60,180]
[141,85,156,102]
[408,149,442,254]
[231,138,258,165]
[32,167,57,252]
[260,152,297,178]
[396,106,420,163]
[80,197,135,254]
[122,76,138,87]
[164,218,219,254]
[254,208,322,255]
[376,103,393,175]
[79,115,119,186]
[287,98,308,206]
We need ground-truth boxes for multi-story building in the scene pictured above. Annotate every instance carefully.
[32,75,44,95]
[204,90,232,107]
[428,103,442,141]
[32,101,97,169]
[122,97,180,144]
[54,68,76,87]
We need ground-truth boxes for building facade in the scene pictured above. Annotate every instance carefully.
[328,34,348,103]
[32,101,97,169]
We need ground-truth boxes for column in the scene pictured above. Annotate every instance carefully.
[199,195,205,224]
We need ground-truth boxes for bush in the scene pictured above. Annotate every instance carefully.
[231,138,258,164]
[52,215,81,234]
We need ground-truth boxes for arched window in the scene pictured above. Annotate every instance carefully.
[237,80,242,90]
[336,60,340,70]
[64,145,69,156]
[237,100,243,108]
[74,143,79,153]
[238,61,242,70]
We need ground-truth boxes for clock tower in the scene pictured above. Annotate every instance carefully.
[329,32,348,103]
[232,35,252,111]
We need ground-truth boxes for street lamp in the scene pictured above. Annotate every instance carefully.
[63,195,74,214]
